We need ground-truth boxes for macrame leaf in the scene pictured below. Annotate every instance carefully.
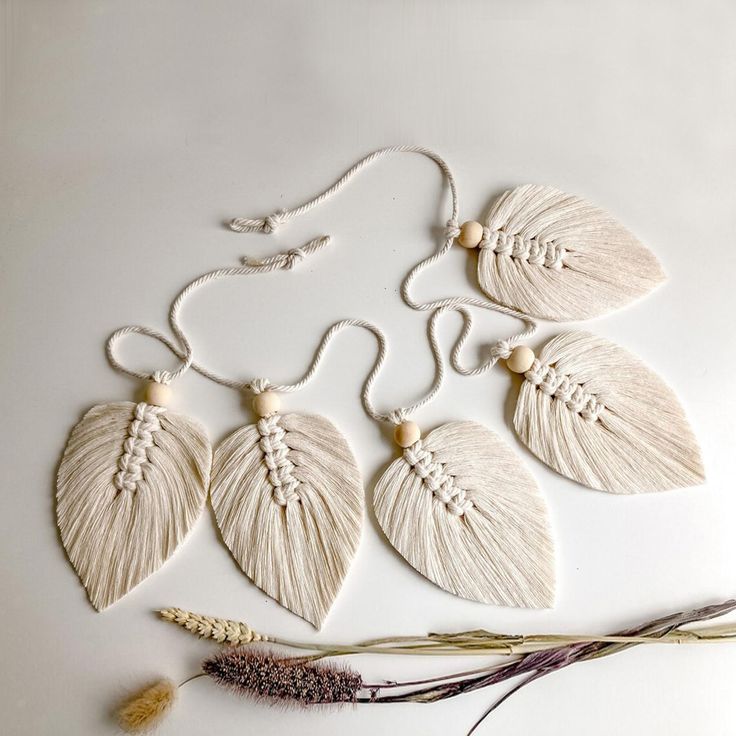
[210,413,363,628]
[478,184,665,321]
[56,401,211,610]
[514,331,705,493]
[374,421,555,608]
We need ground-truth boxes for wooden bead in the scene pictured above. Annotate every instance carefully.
[145,381,172,407]
[506,346,536,374]
[457,220,483,249]
[252,391,280,417]
[394,421,421,448]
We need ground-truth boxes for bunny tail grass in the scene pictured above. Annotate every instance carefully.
[115,678,177,733]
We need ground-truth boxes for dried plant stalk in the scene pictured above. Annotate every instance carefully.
[132,599,736,735]
[159,604,736,658]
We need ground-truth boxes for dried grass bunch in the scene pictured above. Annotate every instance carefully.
[116,598,736,734]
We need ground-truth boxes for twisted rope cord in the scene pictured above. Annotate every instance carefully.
[230,145,459,232]
[106,236,331,387]
[110,308,443,425]
[107,146,538,427]
[243,317,444,426]
[228,146,538,380]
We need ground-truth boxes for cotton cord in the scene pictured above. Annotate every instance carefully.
[107,147,536,425]
[239,317,446,426]
[109,312,447,427]
[107,244,448,425]
[229,145,459,233]
[106,236,331,387]
[228,145,538,373]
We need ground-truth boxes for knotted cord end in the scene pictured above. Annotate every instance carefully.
[241,236,331,271]
[229,208,287,234]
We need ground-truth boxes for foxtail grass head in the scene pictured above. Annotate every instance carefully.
[203,647,363,707]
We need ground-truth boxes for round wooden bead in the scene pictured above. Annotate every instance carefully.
[252,391,280,417]
[457,220,484,249]
[394,420,421,448]
[145,381,172,407]
[506,346,536,374]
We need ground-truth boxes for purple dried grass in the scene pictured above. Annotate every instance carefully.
[203,646,364,707]
[197,599,736,734]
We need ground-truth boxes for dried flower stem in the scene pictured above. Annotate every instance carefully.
[159,605,736,659]
[142,599,736,735]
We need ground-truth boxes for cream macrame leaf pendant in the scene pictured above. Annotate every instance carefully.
[514,331,705,493]
[374,421,555,608]
[57,401,211,611]
[210,413,363,628]
[478,184,665,321]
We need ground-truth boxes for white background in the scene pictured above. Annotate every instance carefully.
[2,1,736,734]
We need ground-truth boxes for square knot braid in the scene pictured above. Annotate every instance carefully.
[480,229,566,270]
[257,414,301,506]
[404,441,474,516]
[525,360,605,422]
[113,402,166,493]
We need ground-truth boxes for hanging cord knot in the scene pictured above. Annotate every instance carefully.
[229,208,287,234]
[444,219,461,241]
[478,225,492,247]
[151,369,173,385]
[490,339,512,362]
[248,378,272,395]
[388,408,408,425]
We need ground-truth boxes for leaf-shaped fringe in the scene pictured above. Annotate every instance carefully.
[374,421,555,608]
[210,413,363,628]
[479,184,665,321]
[56,402,211,610]
[514,331,705,493]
